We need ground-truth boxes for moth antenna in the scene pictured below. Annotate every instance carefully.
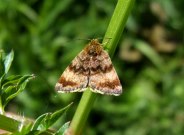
[75,38,92,41]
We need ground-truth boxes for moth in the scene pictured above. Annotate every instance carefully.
[55,39,122,96]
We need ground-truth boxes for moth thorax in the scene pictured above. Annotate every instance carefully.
[86,43,102,56]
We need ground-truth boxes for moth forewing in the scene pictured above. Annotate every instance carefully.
[55,39,122,96]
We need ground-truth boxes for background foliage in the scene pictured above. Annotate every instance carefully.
[0,0,184,134]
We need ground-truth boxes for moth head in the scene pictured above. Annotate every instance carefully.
[85,39,102,56]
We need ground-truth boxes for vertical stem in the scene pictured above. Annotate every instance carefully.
[69,89,97,134]
[69,0,135,134]
[103,0,135,56]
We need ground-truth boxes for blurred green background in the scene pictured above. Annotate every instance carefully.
[0,0,184,134]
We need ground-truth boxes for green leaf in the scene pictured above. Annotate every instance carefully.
[0,74,5,89]
[32,113,50,131]
[1,75,23,88]
[0,50,5,77]
[1,74,34,109]
[0,114,21,132]
[0,50,5,86]
[39,0,73,33]
[55,122,70,135]
[0,114,50,135]
[31,103,72,132]
[22,130,52,135]
[134,40,164,71]
[4,50,14,74]
[17,3,37,22]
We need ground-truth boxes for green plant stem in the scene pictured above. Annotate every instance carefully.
[0,96,4,115]
[69,0,135,134]
[103,0,135,57]
[69,89,97,134]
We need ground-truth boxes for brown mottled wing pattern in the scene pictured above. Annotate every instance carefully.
[55,50,89,93]
[55,39,122,96]
[89,50,122,96]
